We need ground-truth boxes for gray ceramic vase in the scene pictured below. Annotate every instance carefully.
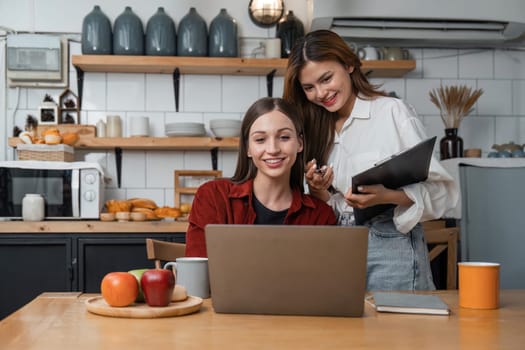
[276,11,305,58]
[146,7,176,56]
[113,6,144,55]
[81,5,112,54]
[177,7,207,57]
[209,9,238,57]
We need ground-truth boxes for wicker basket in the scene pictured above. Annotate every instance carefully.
[17,144,74,162]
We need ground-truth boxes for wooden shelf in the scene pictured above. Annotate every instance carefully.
[71,55,415,78]
[8,136,240,151]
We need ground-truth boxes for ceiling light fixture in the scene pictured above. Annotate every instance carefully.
[248,0,285,28]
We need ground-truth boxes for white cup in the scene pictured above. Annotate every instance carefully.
[129,116,149,137]
[264,38,281,58]
[357,45,379,61]
[164,257,210,299]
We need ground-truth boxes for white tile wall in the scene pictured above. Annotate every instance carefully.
[3,0,525,205]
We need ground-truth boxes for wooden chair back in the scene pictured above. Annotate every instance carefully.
[174,170,222,207]
[422,220,459,290]
[145,238,186,269]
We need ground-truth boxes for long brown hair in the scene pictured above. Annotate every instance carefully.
[231,97,305,192]
[283,29,387,165]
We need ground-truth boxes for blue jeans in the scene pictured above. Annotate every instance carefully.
[355,209,436,291]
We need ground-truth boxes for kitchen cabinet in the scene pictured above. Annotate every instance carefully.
[0,236,73,320]
[71,55,416,111]
[0,226,186,320]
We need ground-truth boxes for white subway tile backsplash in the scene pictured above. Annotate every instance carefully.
[460,116,495,151]
[458,49,494,79]
[405,79,442,115]
[512,80,525,116]
[477,80,512,116]
[495,50,525,79]
[494,117,521,145]
[6,30,525,203]
[121,151,146,188]
[183,75,221,112]
[107,73,145,111]
[8,87,27,109]
[145,74,175,111]
[222,76,260,113]
[422,49,459,79]
[146,151,184,188]
[82,73,107,111]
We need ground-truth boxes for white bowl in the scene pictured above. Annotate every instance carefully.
[211,126,240,138]
[209,119,241,129]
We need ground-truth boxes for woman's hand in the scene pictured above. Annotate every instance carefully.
[305,159,334,202]
[344,184,413,209]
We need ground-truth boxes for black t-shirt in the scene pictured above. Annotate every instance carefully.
[253,195,288,224]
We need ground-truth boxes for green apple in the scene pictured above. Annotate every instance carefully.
[128,268,149,302]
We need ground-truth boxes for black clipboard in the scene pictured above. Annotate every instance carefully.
[351,136,437,225]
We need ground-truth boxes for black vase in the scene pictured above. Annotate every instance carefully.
[209,9,238,57]
[275,11,304,58]
[440,128,463,160]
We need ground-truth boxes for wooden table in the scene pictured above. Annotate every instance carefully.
[1,291,524,349]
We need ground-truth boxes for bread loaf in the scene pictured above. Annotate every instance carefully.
[105,199,132,213]
[129,198,158,210]
[131,207,159,220]
[154,206,182,218]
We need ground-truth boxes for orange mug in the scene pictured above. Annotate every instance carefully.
[458,262,500,309]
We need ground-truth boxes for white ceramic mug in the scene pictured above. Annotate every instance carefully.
[357,45,379,60]
[264,38,281,58]
[129,116,149,137]
[164,257,210,299]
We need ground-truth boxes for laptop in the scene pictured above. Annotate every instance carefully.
[205,224,369,317]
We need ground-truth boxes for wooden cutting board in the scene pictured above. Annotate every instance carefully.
[85,295,203,318]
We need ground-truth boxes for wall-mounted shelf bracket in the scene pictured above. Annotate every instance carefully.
[75,66,84,110]
[173,68,180,112]
[211,147,219,170]
[266,69,276,97]
[115,147,122,188]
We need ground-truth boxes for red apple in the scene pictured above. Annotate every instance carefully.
[140,269,175,307]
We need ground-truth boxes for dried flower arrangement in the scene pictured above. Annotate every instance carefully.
[429,85,484,129]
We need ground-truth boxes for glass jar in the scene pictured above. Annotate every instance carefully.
[22,194,45,221]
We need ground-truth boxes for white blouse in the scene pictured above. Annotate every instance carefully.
[325,95,459,233]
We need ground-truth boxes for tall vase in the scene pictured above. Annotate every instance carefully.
[145,7,176,56]
[275,11,304,58]
[177,7,208,57]
[440,128,463,160]
[81,5,112,54]
[209,9,238,57]
[113,6,144,55]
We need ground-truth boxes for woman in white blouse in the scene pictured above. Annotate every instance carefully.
[283,30,458,291]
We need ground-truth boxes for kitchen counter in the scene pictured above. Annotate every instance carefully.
[1,290,524,349]
[0,220,189,233]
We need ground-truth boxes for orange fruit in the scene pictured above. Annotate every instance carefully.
[100,272,139,307]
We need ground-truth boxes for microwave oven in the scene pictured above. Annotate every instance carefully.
[0,161,105,220]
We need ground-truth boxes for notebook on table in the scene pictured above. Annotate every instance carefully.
[205,224,369,317]
[352,136,437,224]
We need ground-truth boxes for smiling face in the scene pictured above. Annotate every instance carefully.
[298,60,355,118]
[247,110,303,182]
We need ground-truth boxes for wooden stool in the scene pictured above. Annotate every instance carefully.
[174,170,222,207]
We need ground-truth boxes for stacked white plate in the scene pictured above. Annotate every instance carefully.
[165,122,206,137]
[210,119,241,138]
